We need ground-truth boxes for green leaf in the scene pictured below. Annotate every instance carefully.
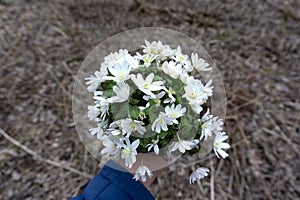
[111,103,128,120]
[103,89,114,98]
[153,75,164,82]
[148,105,161,124]
[129,105,140,120]
[129,98,140,105]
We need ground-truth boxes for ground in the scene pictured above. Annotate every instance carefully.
[0,0,299,199]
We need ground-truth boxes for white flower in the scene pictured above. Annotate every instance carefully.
[180,74,195,85]
[107,119,123,137]
[101,135,121,159]
[183,79,205,104]
[172,46,189,64]
[121,118,146,136]
[203,80,213,101]
[89,120,108,139]
[93,96,109,119]
[120,138,140,168]
[189,167,209,184]
[142,40,173,59]
[104,61,131,82]
[133,165,153,182]
[101,49,129,69]
[170,139,199,153]
[183,79,208,114]
[146,136,160,155]
[182,63,193,74]
[124,54,139,69]
[85,68,108,92]
[191,53,211,71]
[191,104,203,114]
[199,109,224,140]
[107,82,130,103]
[165,104,186,124]
[161,61,183,79]
[163,87,176,104]
[130,73,165,98]
[143,91,165,107]
[151,112,172,133]
[87,105,100,120]
[135,52,157,67]
[214,132,230,159]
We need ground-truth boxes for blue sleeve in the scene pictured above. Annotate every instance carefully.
[71,160,154,200]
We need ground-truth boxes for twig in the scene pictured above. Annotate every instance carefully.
[210,159,215,200]
[0,128,93,179]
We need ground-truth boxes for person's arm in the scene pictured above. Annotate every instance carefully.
[71,160,154,200]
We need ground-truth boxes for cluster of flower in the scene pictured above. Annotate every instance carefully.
[86,41,230,184]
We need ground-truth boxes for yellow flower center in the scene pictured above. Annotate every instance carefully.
[178,55,184,61]
[131,122,137,130]
[118,71,125,80]
[168,87,175,94]
[159,118,165,125]
[171,112,178,118]
[123,148,131,155]
[143,83,150,89]
[145,57,150,64]
[190,92,197,99]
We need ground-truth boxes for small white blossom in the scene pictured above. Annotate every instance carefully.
[191,53,211,71]
[191,104,203,114]
[101,135,121,159]
[85,68,108,92]
[135,52,157,67]
[133,165,153,182]
[199,109,224,140]
[214,132,230,159]
[151,112,172,133]
[165,104,186,124]
[203,80,213,101]
[89,120,108,139]
[101,49,129,68]
[163,87,176,104]
[104,61,131,82]
[93,96,109,119]
[87,105,100,120]
[180,74,195,85]
[107,82,130,103]
[124,54,139,69]
[121,118,146,136]
[170,139,199,153]
[146,136,160,155]
[107,119,124,137]
[183,78,209,114]
[161,61,183,79]
[173,46,189,64]
[120,138,140,168]
[183,79,205,104]
[130,73,165,98]
[143,91,165,107]
[142,40,173,59]
[189,167,209,184]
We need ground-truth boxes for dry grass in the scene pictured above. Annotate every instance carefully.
[0,0,299,199]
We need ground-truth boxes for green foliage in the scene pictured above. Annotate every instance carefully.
[148,105,161,124]
[129,104,140,120]
[129,98,139,105]
[110,103,128,121]
[102,80,116,98]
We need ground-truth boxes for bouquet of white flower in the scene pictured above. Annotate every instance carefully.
[85,41,230,184]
